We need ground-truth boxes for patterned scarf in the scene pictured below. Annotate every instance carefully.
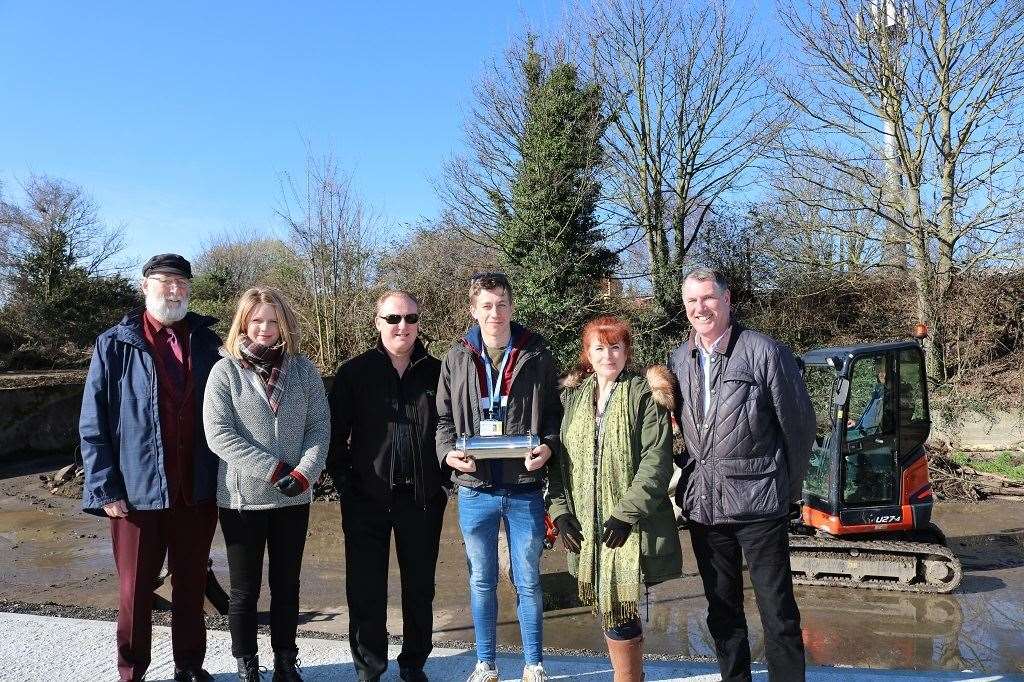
[563,372,642,628]
[238,337,286,414]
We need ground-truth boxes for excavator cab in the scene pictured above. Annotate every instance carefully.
[800,341,934,535]
[789,340,962,592]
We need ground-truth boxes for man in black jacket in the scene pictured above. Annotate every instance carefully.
[669,268,815,682]
[328,290,445,682]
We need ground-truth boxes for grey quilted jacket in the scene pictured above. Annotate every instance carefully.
[203,352,330,510]
[668,324,815,525]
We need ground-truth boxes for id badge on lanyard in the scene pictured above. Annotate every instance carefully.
[480,344,512,436]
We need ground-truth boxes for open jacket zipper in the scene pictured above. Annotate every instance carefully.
[385,348,431,510]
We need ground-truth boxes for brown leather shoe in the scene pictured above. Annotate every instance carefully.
[604,633,645,682]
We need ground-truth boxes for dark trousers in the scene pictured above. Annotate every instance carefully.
[219,504,311,658]
[110,502,218,682]
[342,486,447,681]
[605,617,643,640]
[689,516,805,682]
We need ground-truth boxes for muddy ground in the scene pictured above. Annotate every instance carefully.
[1,456,1023,674]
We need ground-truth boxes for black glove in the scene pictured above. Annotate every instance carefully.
[554,513,584,553]
[274,474,305,497]
[601,516,633,549]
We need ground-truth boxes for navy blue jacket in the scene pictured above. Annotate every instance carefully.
[79,309,222,516]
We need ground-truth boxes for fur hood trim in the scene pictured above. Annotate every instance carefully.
[644,365,676,412]
[560,367,588,390]
[560,365,676,413]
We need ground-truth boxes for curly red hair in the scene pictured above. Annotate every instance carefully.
[578,315,633,373]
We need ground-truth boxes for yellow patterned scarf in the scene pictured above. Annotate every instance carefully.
[563,373,641,628]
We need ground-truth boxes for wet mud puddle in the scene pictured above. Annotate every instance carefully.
[1,471,1023,674]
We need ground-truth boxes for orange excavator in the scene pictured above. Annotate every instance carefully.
[789,333,962,593]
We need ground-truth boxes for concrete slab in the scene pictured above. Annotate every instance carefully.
[2,612,1019,682]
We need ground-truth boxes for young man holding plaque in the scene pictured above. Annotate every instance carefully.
[436,273,562,682]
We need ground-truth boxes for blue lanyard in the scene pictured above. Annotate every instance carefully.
[481,341,513,417]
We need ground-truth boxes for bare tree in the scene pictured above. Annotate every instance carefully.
[0,181,10,281]
[376,217,499,349]
[0,175,137,357]
[192,229,300,297]
[0,174,128,305]
[777,0,1024,380]
[759,161,885,274]
[590,0,787,327]
[276,152,382,370]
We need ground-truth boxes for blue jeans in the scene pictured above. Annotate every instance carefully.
[457,485,545,666]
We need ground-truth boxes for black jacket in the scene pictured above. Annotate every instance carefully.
[668,323,815,525]
[327,339,444,507]
[435,322,562,489]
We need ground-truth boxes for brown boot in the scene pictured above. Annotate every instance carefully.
[604,633,645,681]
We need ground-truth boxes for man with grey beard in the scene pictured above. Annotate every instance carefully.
[80,254,223,682]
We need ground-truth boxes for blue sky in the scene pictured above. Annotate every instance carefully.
[0,1,778,271]
[0,1,576,267]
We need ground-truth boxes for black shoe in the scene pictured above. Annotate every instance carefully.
[237,655,262,682]
[173,670,213,682]
[399,668,429,682]
[273,650,303,682]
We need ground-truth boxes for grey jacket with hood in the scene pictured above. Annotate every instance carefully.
[435,321,561,488]
[669,322,815,525]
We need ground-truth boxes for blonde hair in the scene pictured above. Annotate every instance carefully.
[224,286,301,359]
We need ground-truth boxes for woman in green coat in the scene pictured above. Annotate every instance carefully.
[548,316,682,681]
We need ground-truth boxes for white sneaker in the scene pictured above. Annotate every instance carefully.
[467,661,499,682]
[522,663,547,682]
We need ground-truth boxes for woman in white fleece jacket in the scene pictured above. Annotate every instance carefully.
[203,286,329,682]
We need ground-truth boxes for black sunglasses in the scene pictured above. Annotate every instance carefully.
[379,313,420,325]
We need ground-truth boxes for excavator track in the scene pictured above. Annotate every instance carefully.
[788,535,963,594]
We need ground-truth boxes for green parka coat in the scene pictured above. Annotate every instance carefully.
[547,366,683,586]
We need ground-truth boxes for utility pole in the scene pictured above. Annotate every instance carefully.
[860,0,910,268]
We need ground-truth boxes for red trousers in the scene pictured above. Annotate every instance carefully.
[109,503,217,681]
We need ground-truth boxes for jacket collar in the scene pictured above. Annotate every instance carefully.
[374,336,430,368]
[115,307,217,350]
[459,322,540,398]
[461,321,533,356]
[688,319,743,360]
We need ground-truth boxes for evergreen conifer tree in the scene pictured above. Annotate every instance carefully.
[495,40,616,369]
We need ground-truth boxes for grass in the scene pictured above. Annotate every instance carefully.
[950,451,1024,481]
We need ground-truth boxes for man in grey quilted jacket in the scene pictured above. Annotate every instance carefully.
[668,267,815,682]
